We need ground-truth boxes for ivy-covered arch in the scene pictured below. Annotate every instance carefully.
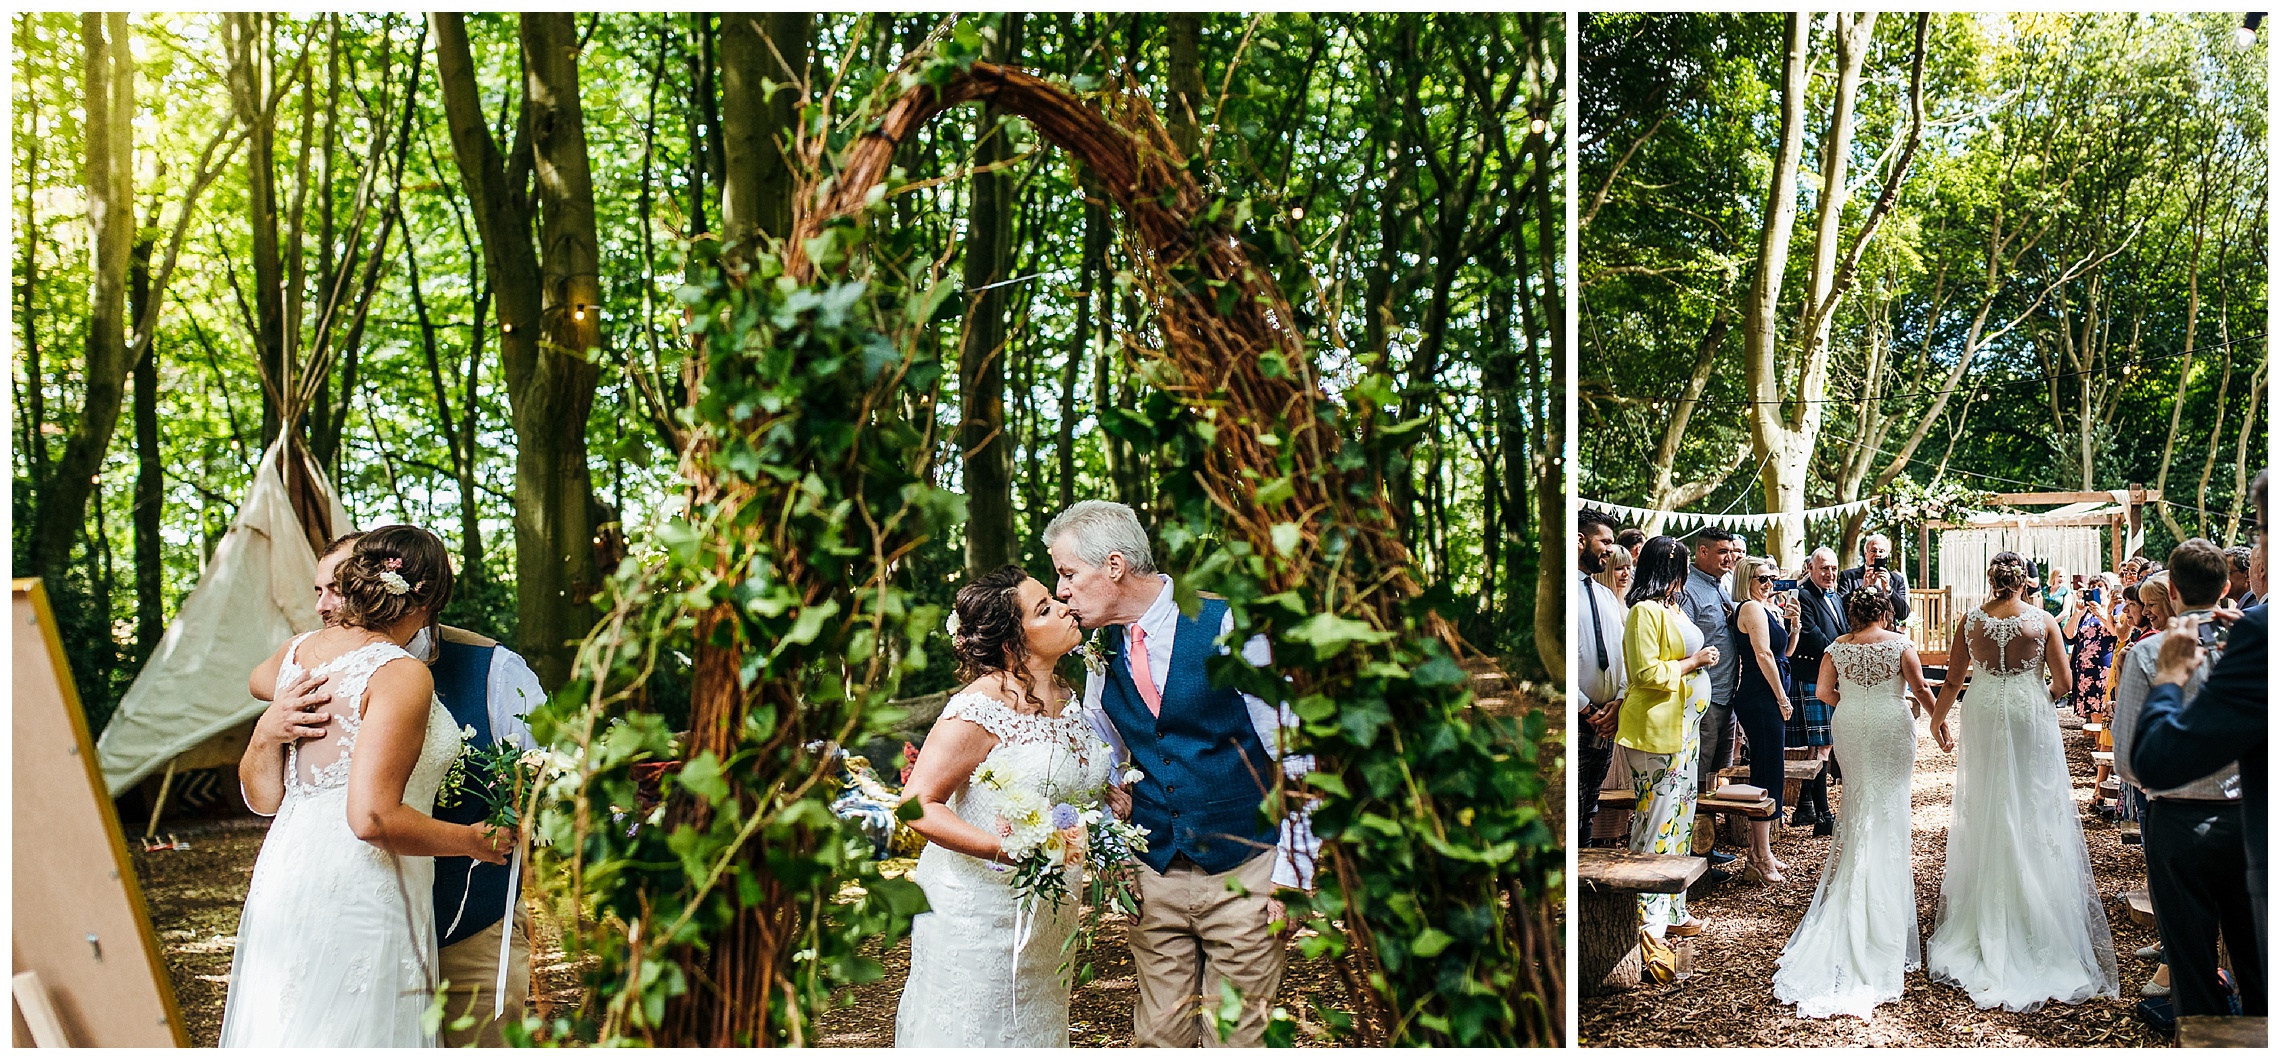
[533,46,1556,1048]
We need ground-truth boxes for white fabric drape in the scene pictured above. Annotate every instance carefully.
[1936,526,2104,616]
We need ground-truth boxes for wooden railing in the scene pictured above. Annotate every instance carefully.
[1909,587,1952,664]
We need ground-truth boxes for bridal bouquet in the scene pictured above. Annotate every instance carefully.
[983,775,1150,913]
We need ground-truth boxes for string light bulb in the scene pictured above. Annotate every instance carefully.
[1530,118,1547,134]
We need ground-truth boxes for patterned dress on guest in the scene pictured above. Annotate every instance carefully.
[2069,611,2117,713]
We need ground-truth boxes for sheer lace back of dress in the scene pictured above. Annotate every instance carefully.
[1828,638,1908,691]
[1964,607,2048,677]
[280,634,414,792]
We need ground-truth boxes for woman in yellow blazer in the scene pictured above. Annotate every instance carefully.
[1614,535,1725,938]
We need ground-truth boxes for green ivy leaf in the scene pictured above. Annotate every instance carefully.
[1283,612,1395,660]
[677,751,731,804]
[1411,927,1454,958]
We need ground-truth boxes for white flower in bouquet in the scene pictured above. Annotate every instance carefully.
[992,787,1051,860]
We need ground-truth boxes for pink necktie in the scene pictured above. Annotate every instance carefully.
[1129,625,1162,716]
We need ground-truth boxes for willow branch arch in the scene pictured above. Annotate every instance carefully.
[624,60,1513,1047]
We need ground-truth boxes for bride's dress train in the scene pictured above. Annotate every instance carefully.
[1773,639,1920,1019]
[1926,608,2119,1011]
[894,693,1112,1047]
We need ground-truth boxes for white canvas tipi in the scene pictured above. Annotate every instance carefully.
[96,440,351,796]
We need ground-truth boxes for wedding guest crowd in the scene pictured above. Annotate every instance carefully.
[2131,469,2269,1020]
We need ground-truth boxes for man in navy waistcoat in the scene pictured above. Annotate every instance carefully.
[1045,500,1317,1047]
[270,534,546,1045]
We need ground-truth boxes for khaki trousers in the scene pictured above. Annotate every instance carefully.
[436,916,532,1048]
[1131,850,1286,1047]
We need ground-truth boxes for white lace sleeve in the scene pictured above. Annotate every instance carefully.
[939,692,1019,740]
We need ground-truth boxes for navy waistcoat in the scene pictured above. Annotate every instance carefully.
[430,640,509,947]
[1099,597,1278,874]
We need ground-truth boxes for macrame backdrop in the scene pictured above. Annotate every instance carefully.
[1937,526,2104,615]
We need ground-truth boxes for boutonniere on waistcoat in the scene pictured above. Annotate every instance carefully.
[1078,629,1113,676]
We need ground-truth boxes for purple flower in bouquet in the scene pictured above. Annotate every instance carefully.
[1049,802,1081,830]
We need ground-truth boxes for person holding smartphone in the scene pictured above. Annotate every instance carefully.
[2066,572,2123,715]
[1838,534,1911,626]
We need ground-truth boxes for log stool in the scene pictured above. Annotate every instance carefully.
[1578,848,1707,996]
[1696,792,1778,848]
[1717,760,1824,815]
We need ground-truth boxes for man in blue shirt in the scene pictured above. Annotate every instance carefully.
[1679,528,1744,871]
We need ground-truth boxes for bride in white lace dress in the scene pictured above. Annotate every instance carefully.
[896,566,1123,1047]
[220,527,515,1047]
[1773,588,1941,1019]
[1924,553,2119,1011]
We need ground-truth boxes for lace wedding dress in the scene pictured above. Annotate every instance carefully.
[1773,638,1921,1019]
[1927,607,2119,1011]
[895,693,1113,1047]
[219,635,464,1047]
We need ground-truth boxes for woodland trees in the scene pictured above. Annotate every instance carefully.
[15,13,1559,727]
[1582,12,2265,564]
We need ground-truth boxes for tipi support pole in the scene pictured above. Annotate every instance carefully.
[144,758,178,840]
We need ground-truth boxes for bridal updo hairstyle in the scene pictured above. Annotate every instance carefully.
[1986,551,2032,599]
[951,564,1053,714]
[1843,585,1893,630]
[332,524,454,631]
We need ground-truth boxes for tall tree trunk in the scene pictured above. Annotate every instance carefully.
[433,13,568,682]
[517,12,605,686]
[1164,13,1205,160]
[2155,144,2215,542]
[1058,190,1108,511]
[225,13,290,449]
[959,14,1025,576]
[131,227,162,659]
[1747,14,1884,567]
[718,12,810,247]
[31,12,135,582]
[1525,24,1565,682]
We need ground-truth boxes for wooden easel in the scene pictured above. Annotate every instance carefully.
[11,580,186,1047]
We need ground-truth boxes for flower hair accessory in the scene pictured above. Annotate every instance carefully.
[379,570,413,596]
[944,611,961,640]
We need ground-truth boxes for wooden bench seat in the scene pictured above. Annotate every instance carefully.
[1579,848,1707,996]
[2177,1015,2266,1048]
[1718,761,1823,810]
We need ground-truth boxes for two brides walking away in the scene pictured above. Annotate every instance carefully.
[1771,588,1939,1018]
[1774,554,2119,1021]
[219,526,516,1047]
[1925,552,2120,1012]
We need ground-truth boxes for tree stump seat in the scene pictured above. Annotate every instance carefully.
[1696,792,1777,845]
[2177,1015,2266,1048]
[1578,848,1707,996]
[2092,750,2114,765]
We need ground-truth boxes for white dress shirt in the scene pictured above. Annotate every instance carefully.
[1081,574,1319,889]
[1576,573,1628,707]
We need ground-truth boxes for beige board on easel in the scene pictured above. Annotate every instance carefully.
[12,580,187,1047]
